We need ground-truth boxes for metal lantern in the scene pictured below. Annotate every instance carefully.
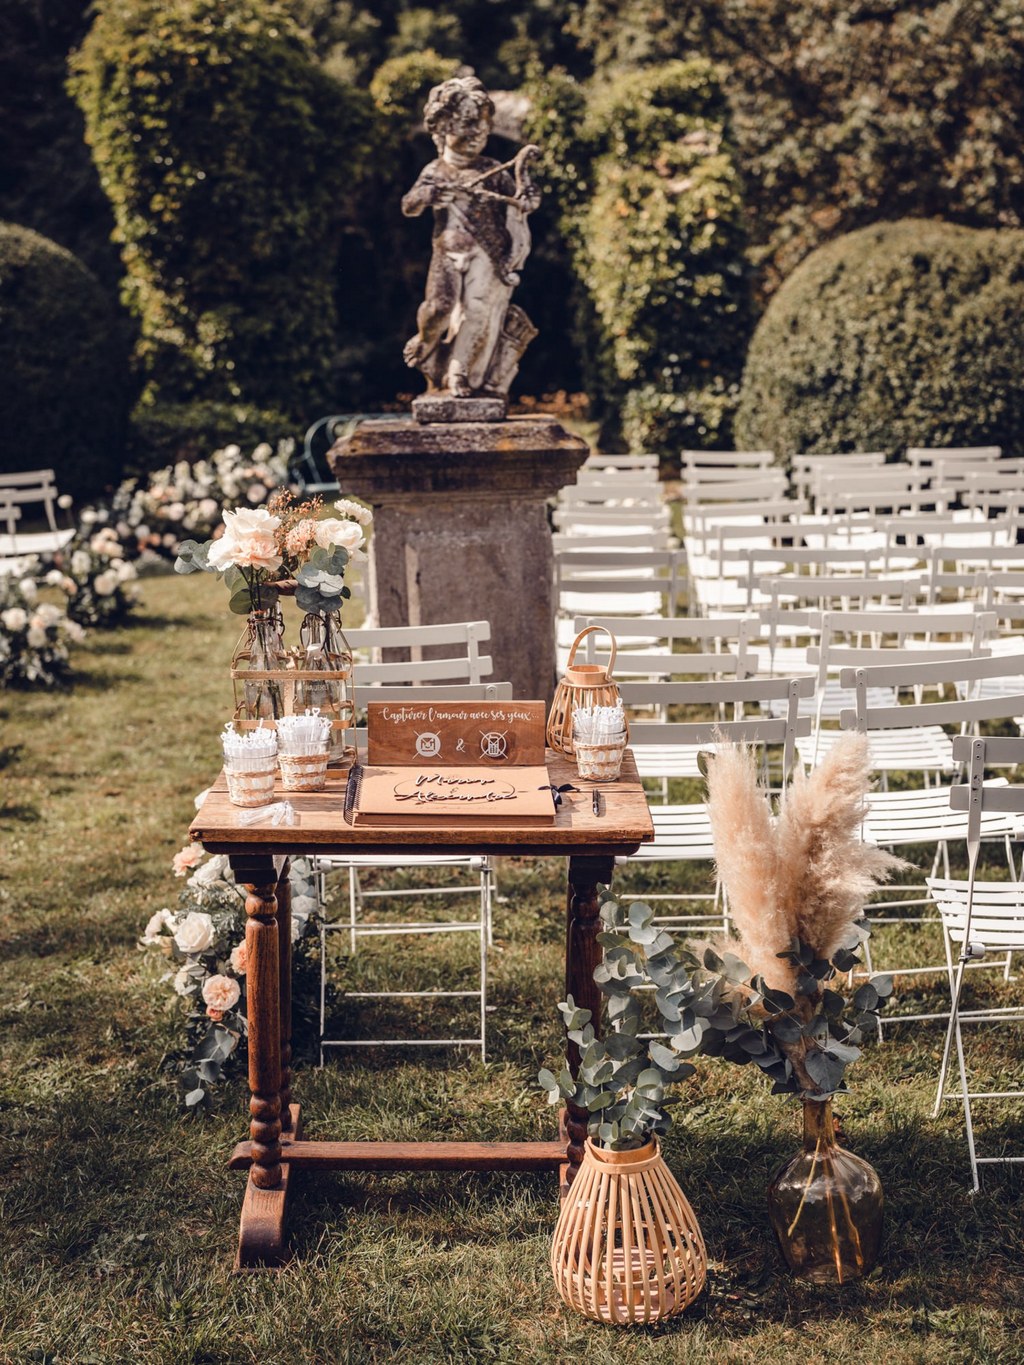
[546,625,625,757]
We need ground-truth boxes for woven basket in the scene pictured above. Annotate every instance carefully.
[278,750,330,792]
[551,1138,707,1325]
[575,736,627,781]
[546,625,626,758]
[225,765,277,808]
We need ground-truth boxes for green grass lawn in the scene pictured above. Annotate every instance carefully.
[1,573,1023,1364]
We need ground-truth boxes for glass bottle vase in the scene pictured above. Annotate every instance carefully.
[767,1098,883,1284]
[295,610,355,767]
[234,607,287,723]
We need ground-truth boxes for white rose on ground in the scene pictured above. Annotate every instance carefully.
[173,966,195,996]
[314,518,364,555]
[141,908,175,945]
[1,607,28,632]
[173,911,215,954]
[18,578,37,602]
[26,625,47,648]
[93,571,118,597]
[34,603,62,626]
[70,550,91,576]
[203,974,241,1012]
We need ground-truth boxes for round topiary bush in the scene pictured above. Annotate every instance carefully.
[0,221,131,501]
[735,219,1024,458]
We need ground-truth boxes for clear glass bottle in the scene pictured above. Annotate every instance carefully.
[295,611,355,766]
[767,1098,884,1284]
[235,607,286,722]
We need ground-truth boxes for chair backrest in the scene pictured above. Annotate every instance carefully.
[346,620,493,687]
[726,544,888,610]
[906,445,1001,470]
[681,473,789,505]
[760,574,924,615]
[0,469,64,535]
[551,527,676,552]
[811,607,996,688]
[552,504,672,532]
[682,449,775,471]
[558,481,666,509]
[838,650,1024,735]
[584,452,660,474]
[555,549,685,618]
[575,613,758,680]
[627,675,816,778]
[790,451,887,501]
[947,735,1024,844]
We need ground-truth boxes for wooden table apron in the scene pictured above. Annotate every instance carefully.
[189,749,654,1269]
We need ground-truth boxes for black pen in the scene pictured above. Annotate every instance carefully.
[592,789,601,817]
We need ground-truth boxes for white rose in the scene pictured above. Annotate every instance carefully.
[93,571,118,597]
[141,908,174,945]
[45,569,65,587]
[70,550,91,576]
[18,578,37,602]
[333,498,373,527]
[202,974,241,1012]
[188,854,230,887]
[314,518,364,555]
[27,625,47,648]
[34,603,62,626]
[173,966,195,996]
[1,607,27,632]
[173,911,215,954]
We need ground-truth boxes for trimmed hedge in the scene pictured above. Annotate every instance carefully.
[734,219,1024,458]
[69,0,373,418]
[528,60,750,454]
[0,221,130,500]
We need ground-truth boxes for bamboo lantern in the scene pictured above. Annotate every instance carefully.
[551,1138,707,1325]
[546,625,626,758]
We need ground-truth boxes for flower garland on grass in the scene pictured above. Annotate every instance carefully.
[55,525,139,628]
[142,842,322,1110]
[0,573,84,687]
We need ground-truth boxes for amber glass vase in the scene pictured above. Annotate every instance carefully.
[767,1099,883,1284]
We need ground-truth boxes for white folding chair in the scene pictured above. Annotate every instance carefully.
[616,675,815,930]
[316,622,508,1063]
[833,652,1024,1005]
[927,733,1024,1189]
[0,469,74,557]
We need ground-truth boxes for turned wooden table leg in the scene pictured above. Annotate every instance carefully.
[276,861,293,1133]
[231,855,293,1269]
[563,854,615,1193]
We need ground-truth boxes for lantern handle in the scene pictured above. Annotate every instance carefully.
[566,624,618,678]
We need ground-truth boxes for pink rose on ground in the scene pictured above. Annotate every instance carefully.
[172,842,205,877]
[202,974,241,1012]
[229,942,248,975]
[207,506,282,573]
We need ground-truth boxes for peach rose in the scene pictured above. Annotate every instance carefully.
[229,942,248,975]
[202,974,241,1012]
[172,842,205,877]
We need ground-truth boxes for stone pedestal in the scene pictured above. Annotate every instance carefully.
[327,416,588,703]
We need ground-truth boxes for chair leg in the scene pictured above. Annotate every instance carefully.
[953,1007,981,1194]
[479,872,488,1065]
[348,866,360,955]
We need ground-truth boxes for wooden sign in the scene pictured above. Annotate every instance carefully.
[351,762,555,827]
[366,700,546,767]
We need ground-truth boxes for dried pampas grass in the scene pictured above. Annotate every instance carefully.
[705,734,901,991]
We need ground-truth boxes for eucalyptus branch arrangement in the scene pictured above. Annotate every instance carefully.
[539,892,734,1150]
[702,734,902,1096]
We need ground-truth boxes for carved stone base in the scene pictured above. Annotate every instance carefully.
[412,395,507,424]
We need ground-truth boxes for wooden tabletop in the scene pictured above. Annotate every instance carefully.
[190,748,654,858]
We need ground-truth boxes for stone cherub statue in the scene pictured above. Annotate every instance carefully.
[402,75,540,411]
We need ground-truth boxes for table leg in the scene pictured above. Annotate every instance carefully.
[232,858,289,1269]
[276,860,293,1132]
[563,854,614,1190]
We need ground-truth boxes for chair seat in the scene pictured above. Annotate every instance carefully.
[0,528,74,556]
[766,681,896,720]
[798,725,955,773]
[927,877,1024,950]
[861,780,1018,846]
[624,803,715,862]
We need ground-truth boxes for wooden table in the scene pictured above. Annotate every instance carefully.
[190,749,654,1270]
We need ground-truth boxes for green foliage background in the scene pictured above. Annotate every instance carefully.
[0,221,131,499]
[734,219,1024,459]
[4,0,1024,472]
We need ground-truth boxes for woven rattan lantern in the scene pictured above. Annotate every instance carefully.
[546,625,625,757]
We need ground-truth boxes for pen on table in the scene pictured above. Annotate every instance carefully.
[592,789,602,817]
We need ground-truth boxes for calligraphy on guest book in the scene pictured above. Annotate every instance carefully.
[350,701,554,826]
